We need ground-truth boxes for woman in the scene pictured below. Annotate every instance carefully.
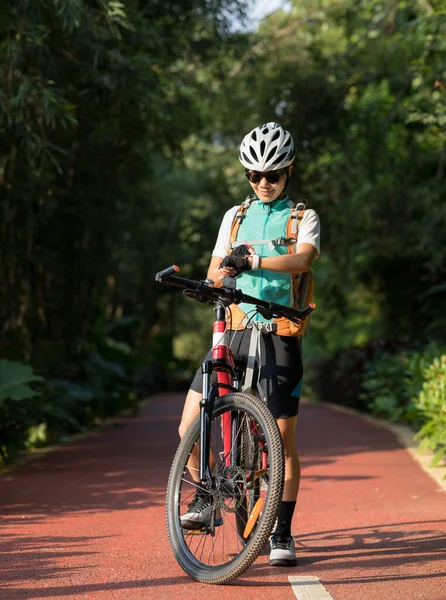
[179,122,320,566]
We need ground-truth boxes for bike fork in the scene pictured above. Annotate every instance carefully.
[199,301,237,483]
[199,360,214,484]
[212,302,237,468]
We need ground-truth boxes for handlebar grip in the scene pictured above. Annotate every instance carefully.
[300,302,316,320]
[155,265,180,282]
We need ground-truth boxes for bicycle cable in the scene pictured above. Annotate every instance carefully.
[229,309,258,356]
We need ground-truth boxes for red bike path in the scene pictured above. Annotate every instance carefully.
[1,392,445,600]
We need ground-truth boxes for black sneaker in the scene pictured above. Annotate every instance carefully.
[180,493,223,530]
[269,527,297,566]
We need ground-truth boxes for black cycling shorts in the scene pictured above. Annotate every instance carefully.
[189,329,303,419]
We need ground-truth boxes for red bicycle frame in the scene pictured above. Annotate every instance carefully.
[211,302,237,467]
[212,303,267,473]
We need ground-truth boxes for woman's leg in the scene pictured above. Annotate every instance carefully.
[269,415,300,566]
[277,415,300,501]
[179,388,202,439]
[179,388,202,482]
[178,388,223,527]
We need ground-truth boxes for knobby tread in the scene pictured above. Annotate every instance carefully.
[235,418,262,542]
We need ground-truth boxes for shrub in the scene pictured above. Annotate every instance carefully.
[414,354,446,468]
[359,343,443,427]
[0,360,45,463]
[305,339,417,410]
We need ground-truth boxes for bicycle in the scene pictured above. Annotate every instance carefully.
[155,265,315,584]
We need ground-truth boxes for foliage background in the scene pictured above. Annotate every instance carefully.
[1,0,445,462]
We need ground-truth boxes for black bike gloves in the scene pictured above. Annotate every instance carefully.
[220,244,252,275]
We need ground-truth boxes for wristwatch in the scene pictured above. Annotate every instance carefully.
[250,254,260,270]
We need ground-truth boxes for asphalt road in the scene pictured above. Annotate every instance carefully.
[1,393,445,600]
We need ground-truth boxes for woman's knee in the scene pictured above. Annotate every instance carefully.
[179,389,202,438]
[178,421,187,439]
[178,416,194,439]
[277,416,299,458]
[283,443,299,461]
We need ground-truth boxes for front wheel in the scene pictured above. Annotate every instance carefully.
[166,392,284,584]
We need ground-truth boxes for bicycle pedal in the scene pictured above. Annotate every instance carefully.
[184,528,211,535]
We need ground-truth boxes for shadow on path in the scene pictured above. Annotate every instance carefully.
[2,520,444,597]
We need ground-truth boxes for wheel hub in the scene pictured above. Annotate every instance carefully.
[215,466,246,512]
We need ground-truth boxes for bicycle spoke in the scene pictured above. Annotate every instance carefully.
[175,409,267,565]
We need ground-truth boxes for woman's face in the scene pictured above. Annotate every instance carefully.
[246,167,292,203]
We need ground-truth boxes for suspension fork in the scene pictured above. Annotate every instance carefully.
[199,360,214,483]
[199,301,234,482]
[212,302,237,468]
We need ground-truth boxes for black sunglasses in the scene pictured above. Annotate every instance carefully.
[245,169,287,184]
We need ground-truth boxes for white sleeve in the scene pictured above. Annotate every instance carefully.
[212,206,239,258]
[298,209,321,256]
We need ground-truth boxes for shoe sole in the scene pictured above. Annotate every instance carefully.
[181,518,223,530]
[269,558,298,567]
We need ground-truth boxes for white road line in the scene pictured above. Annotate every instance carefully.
[289,576,335,600]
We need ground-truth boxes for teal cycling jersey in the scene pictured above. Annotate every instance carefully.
[235,196,294,323]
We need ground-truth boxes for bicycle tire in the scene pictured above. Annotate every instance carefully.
[235,418,262,543]
[166,391,284,584]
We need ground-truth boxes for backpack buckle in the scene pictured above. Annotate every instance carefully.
[259,322,278,333]
[271,237,295,248]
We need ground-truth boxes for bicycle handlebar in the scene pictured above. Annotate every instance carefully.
[155,265,315,324]
[155,265,180,280]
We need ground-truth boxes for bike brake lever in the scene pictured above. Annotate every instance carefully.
[257,307,274,320]
[183,289,213,304]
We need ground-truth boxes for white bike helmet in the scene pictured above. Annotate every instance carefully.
[239,122,295,171]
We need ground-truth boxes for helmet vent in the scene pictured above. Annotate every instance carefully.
[250,146,259,161]
[266,146,277,163]
[272,152,287,165]
[238,122,295,170]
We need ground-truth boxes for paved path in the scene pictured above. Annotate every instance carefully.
[1,393,445,600]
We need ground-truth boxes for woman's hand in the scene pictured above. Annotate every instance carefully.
[206,249,250,288]
[218,244,253,278]
[218,265,238,282]
[219,254,251,275]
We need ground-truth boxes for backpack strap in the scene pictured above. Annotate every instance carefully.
[230,194,257,245]
[286,199,310,309]
[228,196,313,335]
[231,196,307,252]
[231,237,295,250]
[230,196,306,250]
[286,199,307,242]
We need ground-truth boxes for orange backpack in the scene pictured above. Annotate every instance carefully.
[229,197,314,337]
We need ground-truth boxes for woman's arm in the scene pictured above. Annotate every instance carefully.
[247,243,318,274]
[208,241,317,286]
[207,255,237,287]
